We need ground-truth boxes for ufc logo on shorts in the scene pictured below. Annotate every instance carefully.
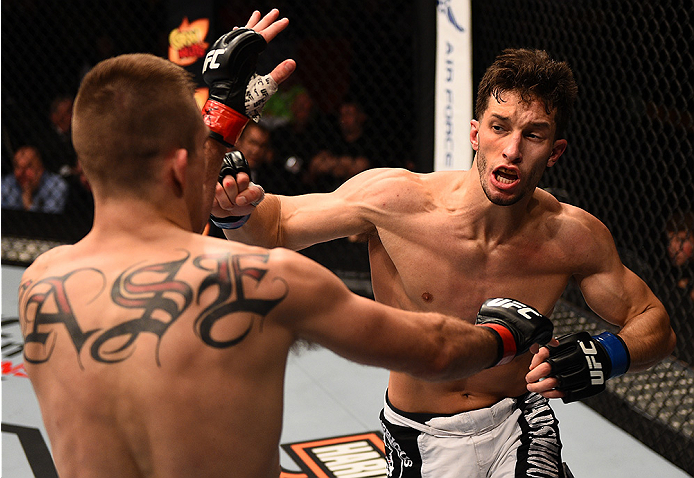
[203,49,225,73]
[487,298,541,320]
[579,341,605,385]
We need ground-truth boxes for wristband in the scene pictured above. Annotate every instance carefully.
[593,332,630,378]
[202,99,249,147]
[210,214,250,230]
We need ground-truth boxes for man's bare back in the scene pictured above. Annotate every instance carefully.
[21,232,300,477]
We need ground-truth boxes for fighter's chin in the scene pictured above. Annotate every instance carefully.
[482,185,523,206]
[485,177,526,206]
[487,194,522,207]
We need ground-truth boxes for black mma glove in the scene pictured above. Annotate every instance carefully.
[202,28,276,146]
[545,331,630,403]
[210,151,264,229]
[475,298,554,367]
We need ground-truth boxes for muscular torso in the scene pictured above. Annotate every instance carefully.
[364,170,578,413]
[20,233,294,478]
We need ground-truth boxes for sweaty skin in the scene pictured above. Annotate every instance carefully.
[220,92,675,412]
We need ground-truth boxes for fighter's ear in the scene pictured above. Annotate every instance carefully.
[470,120,480,151]
[547,139,567,168]
[170,148,189,197]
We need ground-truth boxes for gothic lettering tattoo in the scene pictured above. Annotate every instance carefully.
[91,254,193,365]
[22,268,103,368]
[194,253,287,348]
[20,251,288,367]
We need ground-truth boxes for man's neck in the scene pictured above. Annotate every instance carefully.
[461,168,532,242]
[90,196,192,240]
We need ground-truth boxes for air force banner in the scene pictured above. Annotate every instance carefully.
[434,0,473,171]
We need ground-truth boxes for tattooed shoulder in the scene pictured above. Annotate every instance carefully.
[20,250,288,368]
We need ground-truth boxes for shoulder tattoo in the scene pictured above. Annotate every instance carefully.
[20,251,288,368]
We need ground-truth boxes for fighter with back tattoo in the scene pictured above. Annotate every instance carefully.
[18,10,553,478]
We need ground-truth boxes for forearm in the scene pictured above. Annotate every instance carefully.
[429,319,500,381]
[326,308,501,383]
[579,262,677,373]
[223,194,284,248]
[404,299,553,381]
[618,303,676,372]
[222,192,355,251]
[531,265,675,402]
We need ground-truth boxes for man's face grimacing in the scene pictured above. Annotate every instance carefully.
[470,91,567,206]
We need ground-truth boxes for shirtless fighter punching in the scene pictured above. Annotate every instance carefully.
[214,45,676,477]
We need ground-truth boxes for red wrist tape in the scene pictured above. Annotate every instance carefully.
[202,99,249,147]
[478,323,517,366]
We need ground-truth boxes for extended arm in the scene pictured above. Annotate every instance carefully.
[271,249,553,381]
[214,167,401,249]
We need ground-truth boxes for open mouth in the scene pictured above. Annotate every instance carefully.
[493,167,518,185]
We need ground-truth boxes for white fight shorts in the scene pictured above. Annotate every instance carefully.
[380,391,568,478]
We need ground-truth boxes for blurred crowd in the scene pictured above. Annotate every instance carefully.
[0,84,408,222]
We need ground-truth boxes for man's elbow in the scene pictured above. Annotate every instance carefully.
[647,319,677,368]
[658,306,677,359]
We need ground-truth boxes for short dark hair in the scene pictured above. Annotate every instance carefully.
[475,48,578,140]
[666,210,694,234]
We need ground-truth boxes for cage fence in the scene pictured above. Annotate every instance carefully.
[1,0,692,473]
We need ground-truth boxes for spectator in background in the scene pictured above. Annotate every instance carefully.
[234,121,275,185]
[206,122,279,239]
[306,97,381,192]
[270,88,325,194]
[1,145,68,213]
[40,95,77,175]
[666,210,694,300]
[662,210,694,364]
[78,34,117,81]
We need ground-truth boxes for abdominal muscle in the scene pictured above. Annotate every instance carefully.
[387,354,532,414]
[366,209,565,414]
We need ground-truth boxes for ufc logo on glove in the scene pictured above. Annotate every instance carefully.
[546,331,630,403]
[203,49,225,73]
[485,298,543,320]
[579,342,605,385]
